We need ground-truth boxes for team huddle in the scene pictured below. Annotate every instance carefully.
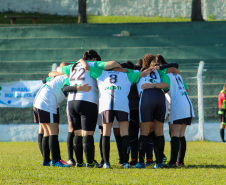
[33,50,195,168]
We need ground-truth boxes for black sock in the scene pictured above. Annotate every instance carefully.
[102,136,110,164]
[58,140,61,161]
[115,135,123,164]
[170,137,179,164]
[146,137,153,159]
[121,135,130,164]
[67,132,74,160]
[38,134,43,156]
[178,136,186,164]
[73,136,83,164]
[130,137,138,161]
[83,135,94,164]
[155,135,165,164]
[148,132,157,160]
[42,136,50,162]
[220,128,225,142]
[49,135,60,163]
[138,135,148,163]
[99,134,104,163]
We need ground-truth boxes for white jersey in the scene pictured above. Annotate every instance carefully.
[68,62,98,104]
[137,70,162,96]
[89,66,140,113]
[33,75,67,114]
[166,73,195,123]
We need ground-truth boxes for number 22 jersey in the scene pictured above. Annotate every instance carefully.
[89,66,140,113]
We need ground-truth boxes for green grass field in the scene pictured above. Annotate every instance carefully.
[0,141,226,184]
[0,12,223,24]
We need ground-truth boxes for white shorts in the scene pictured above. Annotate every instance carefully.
[97,114,119,128]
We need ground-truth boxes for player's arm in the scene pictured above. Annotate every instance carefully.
[48,71,64,77]
[141,82,169,90]
[78,59,90,71]
[62,84,91,93]
[103,61,121,70]
[140,68,152,77]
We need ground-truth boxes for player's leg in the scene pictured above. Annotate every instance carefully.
[41,123,51,166]
[177,123,187,167]
[114,127,123,165]
[220,110,226,142]
[38,124,44,156]
[145,136,154,166]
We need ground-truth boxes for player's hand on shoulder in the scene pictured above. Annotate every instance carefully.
[141,83,152,89]
[80,84,92,92]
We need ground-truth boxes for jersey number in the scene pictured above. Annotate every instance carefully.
[174,75,184,90]
[150,72,157,79]
[110,75,117,83]
[70,68,85,81]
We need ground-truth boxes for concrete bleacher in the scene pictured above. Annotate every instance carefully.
[0,22,226,123]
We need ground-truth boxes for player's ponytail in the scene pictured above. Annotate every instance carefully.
[83,50,101,61]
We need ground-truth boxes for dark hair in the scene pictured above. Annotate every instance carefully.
[141,54,155,71]
[83,50,101,61]
[154,54,167,66]
[136,59,143,67]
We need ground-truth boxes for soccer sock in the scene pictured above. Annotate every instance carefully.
[121,135,130,164]
[58,140,62,161]
[67,132,74,160]
[102,136,110,164]
[155,135,165,164]
[148,132,157,160]
[38,133,43,156]
[42,136,50,162]
[138,135,148,163]
[49,135,60,163]
[170,136,179,164]
[115,135,123,164]
[178,136,186,164]
[99,134,104,163]
[73,136,83,164]
[130,137,138,161]
[146,136,153,160]
[83,135,94,164]
[220,128,225,142]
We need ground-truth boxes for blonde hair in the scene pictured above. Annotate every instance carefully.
[223,84,226,91]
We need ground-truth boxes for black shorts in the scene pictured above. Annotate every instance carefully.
[219,109,226,124]
[33,107,59,124]
[139,88,166,123]
[170,117,192,125]
[68,100,98,131]
[102,110,129,123]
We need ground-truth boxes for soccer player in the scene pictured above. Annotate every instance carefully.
[218,85,226,143]
[79,58,152,168]
[33,75,90,167]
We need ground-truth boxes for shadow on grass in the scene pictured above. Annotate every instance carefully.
[185,165,226,169]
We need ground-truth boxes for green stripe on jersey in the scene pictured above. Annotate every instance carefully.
[127,72,140,84]
[46,77,52,82]
[62,64,73,76]
[161,74,170,91]
[63,78,70,87]
[182,79,188,90]
[89,66,103,79]
[157,68,167,78]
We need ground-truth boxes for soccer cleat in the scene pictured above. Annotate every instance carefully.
[42,160,51,166]
[154,163,163,169]
[129,158,137,166]
[76,163,86,167]
[86,162,95,168]
[51,161,71,167]
[123,163,132,168]
[176,162,185,167]
[60,159,68,165]
[164,162,177,168]
[162,155,167,165]
[67,159,76,166]
[103,163,110,169]
[133,162,145,168]
[146,159,154,166]
[93,159,99,166]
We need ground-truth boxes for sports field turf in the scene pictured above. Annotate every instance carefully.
[0,141,225,184]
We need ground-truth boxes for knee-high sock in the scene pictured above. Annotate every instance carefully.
[99,134,104,163]
[121,135,130,164]
[42,136,50,162]
[178,136,186,164]
[49,135,60,163]
[220,128,225,142]
[67,132,74,160]
[138,135,148,163]
[170,137,179,163]
[83,135,94,164]
[38,133,43,156]
[73,136,83,164]
[155,135,165,164]
[115,135,123,164]
[146,136,153,159]
[148,132,157,160]
[102,136,110,164]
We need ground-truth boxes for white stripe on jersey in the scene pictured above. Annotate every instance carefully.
[68,62,98,104]
[33,75,67,114]
[137,70,161,96]
[166,73,195,123]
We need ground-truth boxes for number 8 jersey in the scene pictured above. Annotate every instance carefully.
[68,63,98,104]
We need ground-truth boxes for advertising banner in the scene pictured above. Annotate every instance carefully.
[0,80,43,107]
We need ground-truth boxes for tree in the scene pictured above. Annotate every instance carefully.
[78,0,87,23]
[191,0,204,21]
